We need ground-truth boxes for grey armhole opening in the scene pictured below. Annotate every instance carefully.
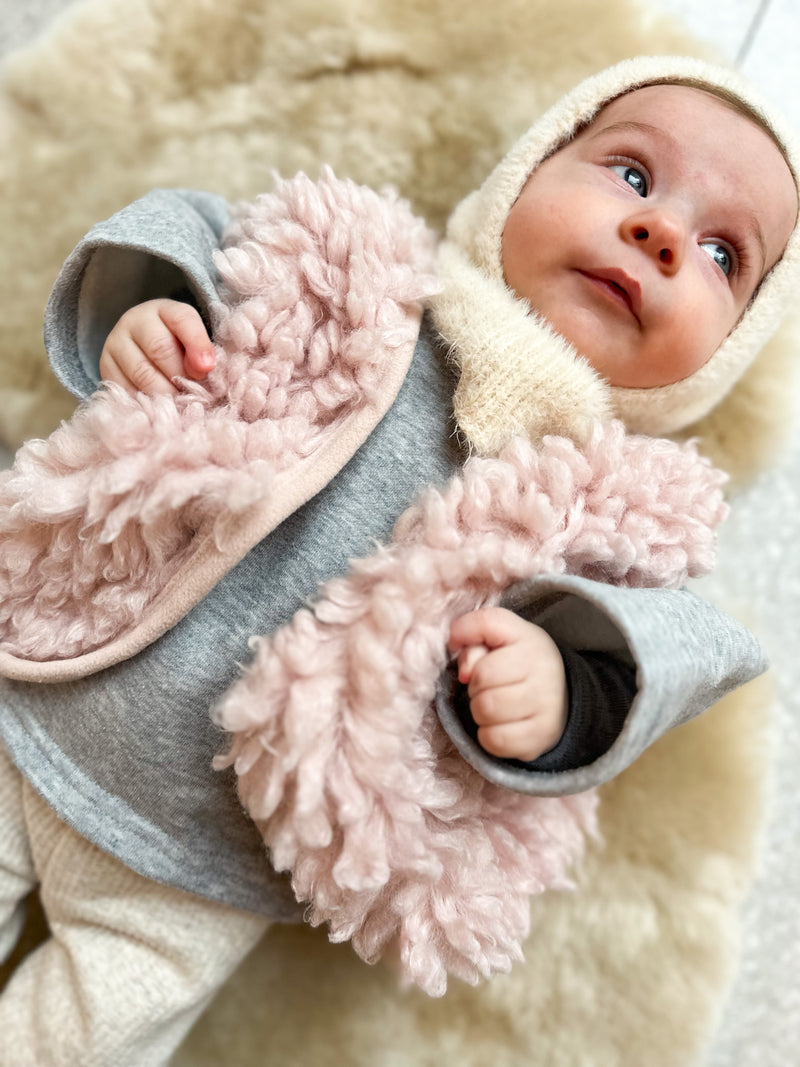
[508,589,635,669]
[77,248,195,385]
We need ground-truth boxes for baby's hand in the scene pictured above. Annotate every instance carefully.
[447,607,568,762]
[99,298,216,397]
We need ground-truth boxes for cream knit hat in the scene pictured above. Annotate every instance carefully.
[434,55,800,447]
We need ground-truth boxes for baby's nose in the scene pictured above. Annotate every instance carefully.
[625,211,685,272]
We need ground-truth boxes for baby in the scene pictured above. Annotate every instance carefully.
[95,75,797,765]
[0,55,797,1066]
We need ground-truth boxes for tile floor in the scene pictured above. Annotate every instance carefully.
[653,0,800,129]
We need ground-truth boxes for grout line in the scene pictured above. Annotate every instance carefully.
[734,0,772,66]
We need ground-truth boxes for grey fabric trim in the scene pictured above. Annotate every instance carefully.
[44,189,229,398]
[436,574,767,797]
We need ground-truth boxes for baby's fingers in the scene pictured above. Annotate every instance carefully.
[477,718,559,763]
[468,677,532,726]
[448,606,524,653]
[100,334,181,397]
[97,344,136,396]
[129,309,198,386]
[157,301,215,380]
[456,643,488,684]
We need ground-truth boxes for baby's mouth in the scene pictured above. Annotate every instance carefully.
[577,269,642,324]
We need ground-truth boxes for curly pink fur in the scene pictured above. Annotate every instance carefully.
[0,170,728,997]
[0,170,439,659]
[213,422,727,996]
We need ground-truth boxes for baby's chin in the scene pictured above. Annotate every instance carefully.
[539,309,717,390]
[536,305,633,384]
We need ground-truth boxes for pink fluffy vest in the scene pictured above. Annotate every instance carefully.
[0,171,727,994]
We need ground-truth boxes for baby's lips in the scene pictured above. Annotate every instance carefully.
[586,266,642,321]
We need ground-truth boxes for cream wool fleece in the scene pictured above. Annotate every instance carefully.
[431,55,800,454]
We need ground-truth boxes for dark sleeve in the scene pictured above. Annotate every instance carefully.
[443,646,636,775]
[519,646,636,772]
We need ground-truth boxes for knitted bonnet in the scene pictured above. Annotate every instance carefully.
[430,55,800,453]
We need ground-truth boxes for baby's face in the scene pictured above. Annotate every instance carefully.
[501,84,797,389]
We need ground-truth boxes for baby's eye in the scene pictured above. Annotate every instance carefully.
[609,164,648,197]
[700,241,734,277]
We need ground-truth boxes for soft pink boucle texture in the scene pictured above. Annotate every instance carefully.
[0,170,439,660]
[0,169,729,997]
[213,422,728,996]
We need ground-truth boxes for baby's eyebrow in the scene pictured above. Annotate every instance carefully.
[585,120,672,145]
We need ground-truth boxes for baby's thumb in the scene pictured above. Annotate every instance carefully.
[184,340,216,380]
[456,643,489,684]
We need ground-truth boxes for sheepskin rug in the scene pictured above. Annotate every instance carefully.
[176,680,770,1067]
[0,0,791,1064]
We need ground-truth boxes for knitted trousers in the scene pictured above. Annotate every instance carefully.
[0,740,270,1067]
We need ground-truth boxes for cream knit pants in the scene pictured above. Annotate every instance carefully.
[0,740,270,1067]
